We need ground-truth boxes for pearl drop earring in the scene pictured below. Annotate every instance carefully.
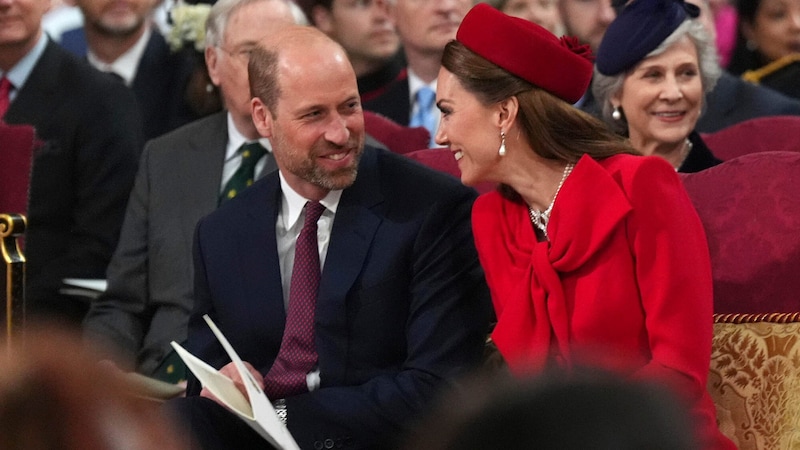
[498,131,506,156]
[612,106,622,121]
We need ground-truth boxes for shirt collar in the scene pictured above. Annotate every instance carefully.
[225,112,272,161]
[407,68,437,105]
[86,26,151,86]
[278,172,342,230]
[2,33,49,93]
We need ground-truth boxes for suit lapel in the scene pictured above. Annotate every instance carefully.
[5,40,62,126]
[174,112,228,245]
[315,148,384,371]
[239,176,286,322]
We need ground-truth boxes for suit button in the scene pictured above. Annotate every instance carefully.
[324,439,335,449]
[314,441,323,450]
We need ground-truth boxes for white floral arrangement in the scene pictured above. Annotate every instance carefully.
[167,2,211,53]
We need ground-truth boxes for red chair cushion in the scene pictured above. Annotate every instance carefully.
[700,115,800,161]
[405,148,495,194]
[680,151,800,314]
[363,111,431,155]
[0,122,37,216]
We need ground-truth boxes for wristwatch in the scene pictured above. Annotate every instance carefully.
[273,398,288,426]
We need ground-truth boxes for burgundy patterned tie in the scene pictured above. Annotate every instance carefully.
[264,201,326,399]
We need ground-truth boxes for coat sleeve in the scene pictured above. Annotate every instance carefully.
[624,157,714,402]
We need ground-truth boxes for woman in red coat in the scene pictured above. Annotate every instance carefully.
[434,4,734,449]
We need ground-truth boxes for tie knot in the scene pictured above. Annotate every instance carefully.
[304,201,326,226]
[416,87,436,110]
[240,142,267,161]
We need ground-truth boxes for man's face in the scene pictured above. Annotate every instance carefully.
[314,0,399,72]
[206,0,293,125]
[76,0,157,37]
[558,0,616,51]
[264,45,366,200]
[0,0,49,54]
[390,0,472,57]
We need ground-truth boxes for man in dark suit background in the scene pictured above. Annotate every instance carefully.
[1,0,143,325]
[169,25,491,449]
[362,0,472,147]
[297,0,406,102]
[82,0,297,381]
[59,0,199,140]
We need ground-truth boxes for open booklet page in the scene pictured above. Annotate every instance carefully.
[171,315,300,450]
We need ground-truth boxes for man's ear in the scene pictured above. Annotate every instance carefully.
[251,97,273,138]
[205,47,221,86]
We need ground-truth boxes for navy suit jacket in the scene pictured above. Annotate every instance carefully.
[60,27,197,140]
[187,146,491,449]
[696,71,800,133]
[362,75,411,126]
[4,39,143,322]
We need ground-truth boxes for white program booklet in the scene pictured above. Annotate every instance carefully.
[171,315,300,450]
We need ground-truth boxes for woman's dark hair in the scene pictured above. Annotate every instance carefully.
[440,40,635,200]
[727,0,766,74]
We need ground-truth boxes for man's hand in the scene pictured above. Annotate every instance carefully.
[200,361,265,404]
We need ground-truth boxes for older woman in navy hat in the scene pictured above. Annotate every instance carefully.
[593,0,723,172]
[435,3,734,448]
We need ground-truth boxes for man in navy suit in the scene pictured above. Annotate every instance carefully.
[1,0,143,324]
[170,25,491,449]
[59,0,199,139]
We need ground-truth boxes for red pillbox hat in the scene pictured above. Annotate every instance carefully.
[455,4,594,104]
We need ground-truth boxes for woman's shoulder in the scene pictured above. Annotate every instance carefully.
[594,154,677,182]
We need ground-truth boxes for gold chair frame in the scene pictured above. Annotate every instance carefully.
[1,213,26,344]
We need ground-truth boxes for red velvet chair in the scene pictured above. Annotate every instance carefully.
[680,151,800,314]
[680,152,800,448]
[363,110,431,155]
[700,115,800,161]
[404,148,495,194]
[0,122,36,216]
[0,122,36,342]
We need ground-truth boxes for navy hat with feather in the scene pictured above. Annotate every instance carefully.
[595,0,700,75]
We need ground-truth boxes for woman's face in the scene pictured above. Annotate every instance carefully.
[614,36,703,153]
[435,68,503,186]
[502,0,563,36]
[744,0,800,63]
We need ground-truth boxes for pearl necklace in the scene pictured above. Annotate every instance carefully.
[528,163,574,240]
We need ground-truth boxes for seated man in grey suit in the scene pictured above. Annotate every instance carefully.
[168,25,492,449]
[82,0,297,382]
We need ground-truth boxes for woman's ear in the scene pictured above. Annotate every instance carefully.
[497,96,519,130]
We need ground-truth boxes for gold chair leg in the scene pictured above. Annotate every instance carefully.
[1,213,27,346]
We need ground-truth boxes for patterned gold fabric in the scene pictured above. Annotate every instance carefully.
[709,317,800,449]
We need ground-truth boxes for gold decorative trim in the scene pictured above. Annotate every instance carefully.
[742,53,800,84]
[715,312,800,324]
